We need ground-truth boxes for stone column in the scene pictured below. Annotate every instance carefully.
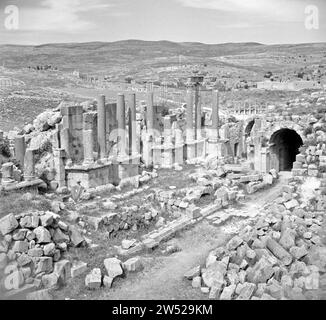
[146,91,154,133]
[51,124,61,149]
[163,116,173,147]
[105,103,117,158]
[186,88,196,161]
[1,162,14,184]
[60,104,83,163]
[142,130,153,167]
[53,148,66,188]
[175,129,184,165]
[153,137,163,167]
[186,88,195,142]
[23,149,35,181]
[195,88,202,140]
[163,116,173,168]
[97,95,106,161]
[14,135,25,170]
[128,93,138,155]
[83,112,95,164]
[208,90,220,154]
[117,94,126,157]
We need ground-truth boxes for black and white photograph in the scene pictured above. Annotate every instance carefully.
[0,0,326,306]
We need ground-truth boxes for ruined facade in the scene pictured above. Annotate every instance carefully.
[0,88,318,192]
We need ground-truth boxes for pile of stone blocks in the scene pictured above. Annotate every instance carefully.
[85,256,142,290]
[185,182,326,300]
[292,144,326,179]
[0,211,85,299]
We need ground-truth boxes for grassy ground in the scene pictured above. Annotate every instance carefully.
[0,191,52,218]
[51,220,232,300]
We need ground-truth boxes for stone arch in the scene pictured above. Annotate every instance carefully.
[265,122,305,143]
[269,128,303,172]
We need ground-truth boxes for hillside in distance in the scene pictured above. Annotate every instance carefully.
[0,40,325,74]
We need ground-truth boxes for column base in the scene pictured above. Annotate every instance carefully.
[174,144,184,165]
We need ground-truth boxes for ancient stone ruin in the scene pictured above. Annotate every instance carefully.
[1,87,326,300]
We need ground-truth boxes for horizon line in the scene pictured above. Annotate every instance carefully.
[1,39,326,47]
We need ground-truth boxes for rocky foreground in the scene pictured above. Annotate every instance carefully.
[184,180,326,300]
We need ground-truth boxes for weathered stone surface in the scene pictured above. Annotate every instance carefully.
[103,275,113,288]
[12,241,29,253]
[279,228,296,250]
[12,229,28,241]
[202,261,227,288]
[26,231,36,241]
[281,275,293,288]
[236,282,256,300]
[186,205,201,219]
[71,261,88,278]
[306,246,326,271]
[104,258,123,279]
[266,237,293,266]
[201,287,210,294]
[28,248,44,257]
[289,246,308,260]
[34,227,51,244]
[52,228,70,243]
[121,239,136,250]
[43,243,56,256]
[209,285,223,300]
[184,266,201,280]
[17,253,32,266]
[85,268,102,290]
[284,199,299,210]
[0,214,19,236]
[20,216,32,229]
[42,272,59,289]
[69,226,84,247]
[54,259,71,284]
[35,257,53,274]
[220,284,236,300]
[58,221,69,231]
[246,256,275,284]
[192,276,202,288]
[31,215,40,229]
[305,272,319,290]
[40,213,54,227]
[0,252,8,269]
[123,257,142,272]
[226,236,243,251]
[260,293,276,300]
[266,282,284,299]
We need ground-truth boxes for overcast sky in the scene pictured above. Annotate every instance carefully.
[0,0,325,45]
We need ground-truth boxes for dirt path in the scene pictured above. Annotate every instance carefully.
[97,177,288,300]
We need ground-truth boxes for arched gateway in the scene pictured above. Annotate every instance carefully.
[269,128,303,171]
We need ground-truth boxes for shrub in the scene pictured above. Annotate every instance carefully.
[303,126,313,136]
[0,139,11,158]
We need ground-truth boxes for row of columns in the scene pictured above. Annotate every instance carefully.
[84,93,139,165]
[234,103,264,115]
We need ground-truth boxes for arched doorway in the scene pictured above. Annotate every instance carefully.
[244,120,255,159]
[245,120,255,138]
[269,128,303,171]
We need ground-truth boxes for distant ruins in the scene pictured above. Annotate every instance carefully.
[257,80,323,91]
